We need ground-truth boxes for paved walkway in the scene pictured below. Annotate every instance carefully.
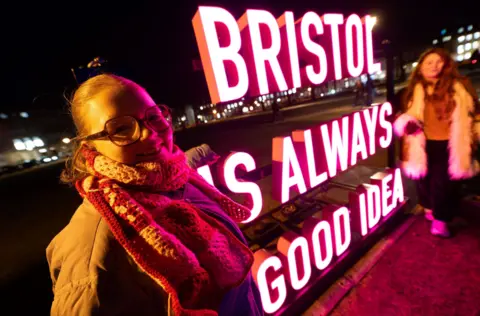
[330,197,480,316]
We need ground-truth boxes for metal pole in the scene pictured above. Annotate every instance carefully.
[383,39,396,168]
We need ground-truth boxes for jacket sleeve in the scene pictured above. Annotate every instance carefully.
[393,113,423,137]
[185,144,220,169]
[51,279,102,316]
[458,78,480,142]
[474,103,480,143]
[48,215,171,316]
[469,82,480,142]
[50,271,171,316]
[393,84,424,137]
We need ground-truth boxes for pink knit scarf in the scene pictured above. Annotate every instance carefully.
[76,145,254,315]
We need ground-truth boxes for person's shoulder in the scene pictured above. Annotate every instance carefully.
[46,199,117,292]
[47,199,107,253]
[453,79,477,100]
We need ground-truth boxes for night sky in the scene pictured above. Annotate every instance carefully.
[3,0,477,112]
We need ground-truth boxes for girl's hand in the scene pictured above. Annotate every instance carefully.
[405,121,422,135]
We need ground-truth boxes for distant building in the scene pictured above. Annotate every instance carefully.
[0,111,75,167]
[432,24,480,62]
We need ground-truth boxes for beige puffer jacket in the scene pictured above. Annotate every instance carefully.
[46,199,171,315]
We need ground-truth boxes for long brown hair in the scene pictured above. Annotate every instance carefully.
[60,74,139,186]
[404,48,465,120]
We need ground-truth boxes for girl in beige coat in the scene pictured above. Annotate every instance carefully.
[394,48,480,237]
[46,74,263,315]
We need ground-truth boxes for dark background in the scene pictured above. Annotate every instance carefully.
[2,0,477,112]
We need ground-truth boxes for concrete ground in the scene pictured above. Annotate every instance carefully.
[328,198,480,316]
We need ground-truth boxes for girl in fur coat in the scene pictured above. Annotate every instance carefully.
[394,48,480,237]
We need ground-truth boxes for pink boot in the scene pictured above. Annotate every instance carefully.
[424,208,434,221]
[431,220,450,238]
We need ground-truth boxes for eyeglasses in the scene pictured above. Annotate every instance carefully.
[72,105,172,146]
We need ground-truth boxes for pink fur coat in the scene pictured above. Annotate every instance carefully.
[394,81,480,180]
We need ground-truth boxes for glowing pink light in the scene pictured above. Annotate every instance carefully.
[333,206,351,256]
[380,173,394,217]
[278,11,302,88]
[242,10,288,95]
[286,236,312,290]
[371,169,404,219]
[223,152,263,223]
[366,184,382,229]
[320,116,349,178]
[357,192,369,236]
[192,6,249,103]
[378,102,393,148]
[362,106,379,155]
[311,220,334,269]
[253,251,287,314]
[350,112,368,166]
[196,165,215,186]
[300,12,328,84]
[345,14,365,77]
[364,15,381,74]
[391,168,405,208]
[273,136,307,203]
[323,14,344,80]
[298,129,328,188]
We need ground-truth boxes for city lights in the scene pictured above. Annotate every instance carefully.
[13,139,26,151]
[24,139,35,151]
[32,137,44,147]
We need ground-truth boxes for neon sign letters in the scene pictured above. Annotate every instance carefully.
[192,7,400,315]
[193,6,380,104]
[252,168,404,314]
[196,102,394,224]
[272,102,393,203]
[194,103,402,314]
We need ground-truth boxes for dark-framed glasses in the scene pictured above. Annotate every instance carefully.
[72,105,172,146]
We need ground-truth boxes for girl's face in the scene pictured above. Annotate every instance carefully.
[84,85,174,165]
[420,53,445,80]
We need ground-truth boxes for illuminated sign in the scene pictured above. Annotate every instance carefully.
[193,6,380,104]
[272,102,392,203]
[194,102,401,314]
[196,157,403,315]
[195,102,393,222]
[251,168,404,314]
[195,102,394,222]
[191,7,398,315]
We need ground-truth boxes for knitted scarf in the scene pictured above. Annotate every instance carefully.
[75,146,254,315]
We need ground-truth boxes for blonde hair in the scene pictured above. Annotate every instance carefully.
[60,74,141,185]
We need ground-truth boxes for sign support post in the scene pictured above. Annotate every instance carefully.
[384,39,396,169]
